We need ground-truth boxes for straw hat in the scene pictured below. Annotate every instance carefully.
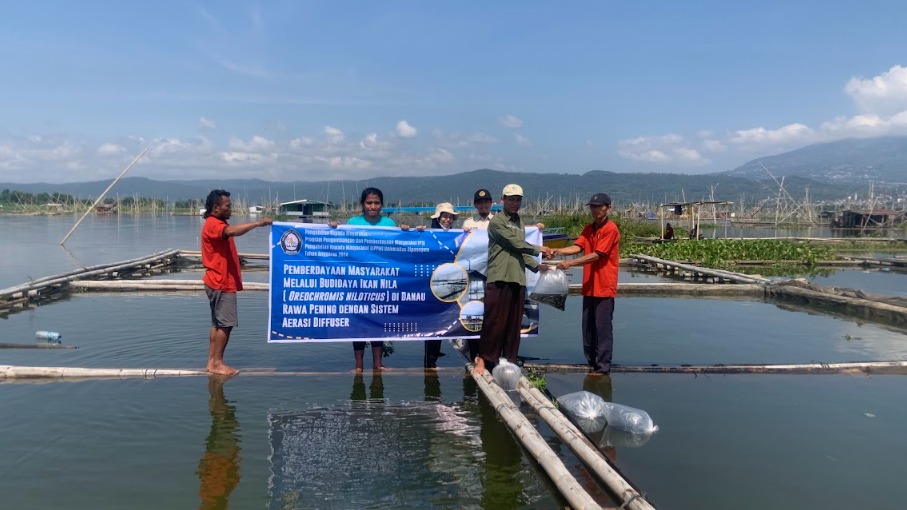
[431,202,458,219]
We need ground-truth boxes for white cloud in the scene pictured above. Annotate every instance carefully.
[432,130,498,148]
[584,140,594,147]
[199,117,217,130]
[728,123,814,147]
[360,133,379,149]
[615,66,907,169]
[228,135,276,151]
[820,111,907,137]
[701,139,726,152]
[499,114,523,128]
[395,120,417,138]
[617,134,708,166]
[844,65,907,116]
[515,133,531,146]
[97,143,126,156]
[288,137,314,150]
[415,148,454,166]
[673,147,704,163]
[324,126,344,144]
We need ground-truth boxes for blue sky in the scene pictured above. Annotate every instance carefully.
[2,0,907,183]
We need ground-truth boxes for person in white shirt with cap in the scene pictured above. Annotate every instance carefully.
[462,188,494,231]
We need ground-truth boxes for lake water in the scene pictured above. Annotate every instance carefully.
[2,214,907,509]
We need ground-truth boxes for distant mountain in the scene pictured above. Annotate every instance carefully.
[726,136,907,184]
[0,169,854,206]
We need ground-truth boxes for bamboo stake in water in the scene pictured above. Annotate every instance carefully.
[60,148,148,245]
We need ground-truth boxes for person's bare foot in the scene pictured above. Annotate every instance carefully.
[354,367,363,374]
[473,357,486,376]
[207,362,239,376]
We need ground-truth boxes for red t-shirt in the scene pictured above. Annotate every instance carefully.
[201,216,243,292]
[574,219,620,297]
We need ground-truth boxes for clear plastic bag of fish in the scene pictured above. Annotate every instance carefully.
[529,268,568,310]
[492,359,521,391]
[557,391,608,433]
[601,401,659,435]
[599,426,654,448]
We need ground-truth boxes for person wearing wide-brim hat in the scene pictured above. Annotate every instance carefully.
[430,202,459,230]
[551,192,621,375]
[473,184,553,376]
[424,202,460,369]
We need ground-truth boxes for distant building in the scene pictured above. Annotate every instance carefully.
[95,203,117,214]
[278,199,335,218]
[832,209,907,229]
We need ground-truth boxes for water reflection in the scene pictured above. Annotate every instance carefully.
[197,376,242,510]
[267,375,493,508]
[424,372,441,401]
[581,374,618,461]
[461,377,527,509]
[350,373,385,402]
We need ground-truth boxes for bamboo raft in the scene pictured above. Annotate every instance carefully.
[0,249,183,313]
[5,248,906,327]
[629,254,770,284]
[458,350,655,509]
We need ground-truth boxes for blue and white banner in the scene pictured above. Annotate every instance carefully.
[268,222,543,342]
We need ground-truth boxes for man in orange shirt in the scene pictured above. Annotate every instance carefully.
[552,193,620,375]
[201,189,272,376]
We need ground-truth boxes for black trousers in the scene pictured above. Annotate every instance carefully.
[478,282,526,364]
[424,340,442,368]
[582,296,615,374]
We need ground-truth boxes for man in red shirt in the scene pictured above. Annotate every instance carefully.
[201,189,272,376]
[552,193,620,375]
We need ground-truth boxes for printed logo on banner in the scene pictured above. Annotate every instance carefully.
[279,229,302,255]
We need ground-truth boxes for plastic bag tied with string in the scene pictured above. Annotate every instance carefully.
[492,359,521,391]
[557,390,608,433]
[529,268,569,310]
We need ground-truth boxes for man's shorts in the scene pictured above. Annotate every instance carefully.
[205,285,238,328]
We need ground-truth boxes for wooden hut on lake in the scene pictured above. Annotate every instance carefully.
[831,208,906,229]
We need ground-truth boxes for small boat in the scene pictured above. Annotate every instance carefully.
[542,227,573,248]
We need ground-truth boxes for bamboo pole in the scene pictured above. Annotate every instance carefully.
[70,280,269,292]
[468,368,602,509]
[630,254,769,284]
[0,343,78,350]
[0,366,472,380]
[1,366,207,379]
[67,279,764,297]
[524,360,907,375]
[767,284,907,324]
[581,282,766,298]
[517,379,656,510]
[60,147,148,245]
[179,250,270,260]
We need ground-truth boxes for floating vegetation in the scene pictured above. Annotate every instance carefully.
[628,239,836,269]
[525,367,549,394]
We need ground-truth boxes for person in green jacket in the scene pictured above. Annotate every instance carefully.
[474,184,552,376]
